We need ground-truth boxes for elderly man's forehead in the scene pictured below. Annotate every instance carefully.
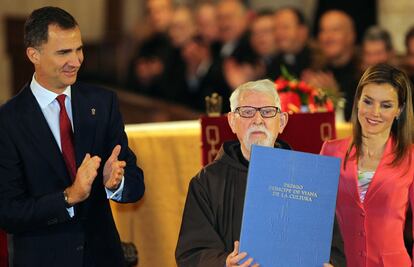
[238,90,277,104]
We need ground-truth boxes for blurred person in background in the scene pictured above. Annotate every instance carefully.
[302,10,360,121]
[361,26,394,71]
[165,5,202,107]
[179,36,219,111]
[222,51,265,94]
[249,9,278,77]
[203,0,258,112]
[402,26,414,86]
[125,0,174,99]
[215,0,250,59]
[168,5,197,49]
[146,0,174,34]
[269,7,312,79]
[195,2,219,46]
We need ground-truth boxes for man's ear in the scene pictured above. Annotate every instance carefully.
[278,112,289,134]
[227,112,237,133]
[26,47,40,65]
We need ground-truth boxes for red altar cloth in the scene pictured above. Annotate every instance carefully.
[0,230,7,267]
[201,112,336,165]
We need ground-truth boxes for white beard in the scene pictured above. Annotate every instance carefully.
[243,125,275,152]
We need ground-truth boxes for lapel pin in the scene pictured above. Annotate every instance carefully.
[91,108,96,115]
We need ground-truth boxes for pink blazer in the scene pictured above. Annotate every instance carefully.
[321,138,414,267]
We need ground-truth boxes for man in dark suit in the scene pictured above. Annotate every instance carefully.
[0,6,145,267]
[269,7,313,79]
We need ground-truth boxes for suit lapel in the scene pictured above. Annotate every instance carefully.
[70,84,98,216]
[341,148,363,208]
[18,86,71,184]
[71,83,97,167]
[362,138,394,205]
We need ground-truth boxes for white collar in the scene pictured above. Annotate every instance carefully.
[30,74,72,108]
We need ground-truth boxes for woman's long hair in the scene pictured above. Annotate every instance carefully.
[344,63,414,168]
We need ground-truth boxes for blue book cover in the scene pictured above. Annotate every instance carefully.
[239,145,340,267]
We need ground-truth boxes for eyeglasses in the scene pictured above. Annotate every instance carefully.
[234,106,281,118]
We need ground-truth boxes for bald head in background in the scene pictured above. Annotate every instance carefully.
[318,10,356,66]
[302,10,359,122]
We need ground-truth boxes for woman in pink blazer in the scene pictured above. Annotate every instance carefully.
[321,64,414,267]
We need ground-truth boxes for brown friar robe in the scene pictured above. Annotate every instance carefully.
[175,140,345,267]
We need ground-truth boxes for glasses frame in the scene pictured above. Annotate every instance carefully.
[234,106,281,118]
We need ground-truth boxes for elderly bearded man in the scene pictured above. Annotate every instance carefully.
[175,79,344,267]
[175,79,289,267]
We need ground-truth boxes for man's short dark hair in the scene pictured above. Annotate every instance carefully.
[275,6,307,26]
[363,26,393,51]
[24,6,78,48]
[255,9,275,18]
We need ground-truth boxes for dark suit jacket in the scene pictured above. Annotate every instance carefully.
[0,82,145,267]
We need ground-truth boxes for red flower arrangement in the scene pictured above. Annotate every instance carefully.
[275,67,334,113]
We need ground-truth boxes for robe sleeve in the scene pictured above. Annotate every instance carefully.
[175,175,229,267]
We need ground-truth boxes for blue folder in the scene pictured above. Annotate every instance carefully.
[239,145,340,267]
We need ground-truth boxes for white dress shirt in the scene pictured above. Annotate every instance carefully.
[30,75,124,217]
